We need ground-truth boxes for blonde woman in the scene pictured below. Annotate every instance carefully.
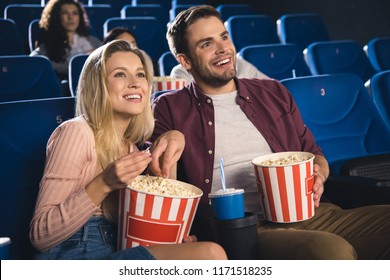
[30,40,227,260]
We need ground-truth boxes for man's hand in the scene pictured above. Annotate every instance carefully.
[149,130,185,178]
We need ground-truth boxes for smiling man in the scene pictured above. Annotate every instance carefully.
[151,5,390,260]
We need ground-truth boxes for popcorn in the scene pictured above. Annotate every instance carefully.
[260,154,311,166]
[129,175,197,197]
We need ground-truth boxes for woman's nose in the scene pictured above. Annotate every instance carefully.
[128,76,141,88]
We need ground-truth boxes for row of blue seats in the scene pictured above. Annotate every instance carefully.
[2,70,390,259]
[1,2,256,47]
[1,33,389,101]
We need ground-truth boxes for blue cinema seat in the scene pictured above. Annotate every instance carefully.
[68,54,89,96]
[281,73,390,176]
[225,15,280,52]
[238,43,311,80]
[0,55,62,103]
[369,70,390,131]
[157,51,178,76]
[0,18,24,55]
[103,17,169,74]
[0,96,76,259]
[304,40,377,83]
[216,4,255,22]
[364,37,390,72]
[4,4,44,53]
[277,13,330,51]
[120,4,169,28]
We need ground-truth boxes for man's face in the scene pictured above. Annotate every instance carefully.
[184,16,237,88]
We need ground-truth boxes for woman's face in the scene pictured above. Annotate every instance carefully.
[60,4,80,33]
[106,51,149,124]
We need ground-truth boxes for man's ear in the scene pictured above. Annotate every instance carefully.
[177,54,192,71]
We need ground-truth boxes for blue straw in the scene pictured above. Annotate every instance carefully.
[220,158,226,191]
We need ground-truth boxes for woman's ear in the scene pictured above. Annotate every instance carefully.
[177,54,192,71]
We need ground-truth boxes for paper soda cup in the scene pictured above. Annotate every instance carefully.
[208,188,245,220]
[152,76,187,93]
[252,152,315,223]
[118,176,203,249]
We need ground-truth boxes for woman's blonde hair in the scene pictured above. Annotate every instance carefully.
[75,39,155,221]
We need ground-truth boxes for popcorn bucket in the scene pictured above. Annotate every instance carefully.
[118,176,203,249]
[153,76,187,93]
[252,152,315,223]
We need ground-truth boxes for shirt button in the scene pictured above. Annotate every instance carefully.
[208,121,213,126]
[207,99,211,103]
[246,96,250,100]
[208,150,213,154]
[205,179,210,183]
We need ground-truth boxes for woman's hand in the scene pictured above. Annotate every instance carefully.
[102,150,152,191]
[149,130,185,178]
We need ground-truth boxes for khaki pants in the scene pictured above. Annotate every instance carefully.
[257,203,390,259]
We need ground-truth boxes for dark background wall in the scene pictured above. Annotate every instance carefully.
[210,0,390,46]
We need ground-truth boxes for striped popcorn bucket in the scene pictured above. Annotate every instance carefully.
[153,77,187,93]
[252,152,315,223]
[118,176,203,249]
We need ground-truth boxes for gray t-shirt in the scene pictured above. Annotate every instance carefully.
[207,91,272,221]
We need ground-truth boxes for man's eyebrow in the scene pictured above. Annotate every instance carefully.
[196,36,213,47]
[195,31,229,47]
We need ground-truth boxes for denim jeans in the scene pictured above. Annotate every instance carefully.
[35,216,155,260]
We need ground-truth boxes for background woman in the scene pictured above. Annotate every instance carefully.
[30,0,102,81]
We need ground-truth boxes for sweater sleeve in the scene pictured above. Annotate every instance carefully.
[30,118,101,252]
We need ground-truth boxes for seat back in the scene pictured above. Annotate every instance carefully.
[216,4,255,22]
[121,4,169,27]
[68,54,89,96]
[4,4,44,53]
[304,40,377,82]
[103,17,169,67]
[28,19,39,52]
[0,96,76,259]
[281,73,390,175]
[238,43,311,80]
[0,55,62,103]
[84,4,115,41]
[365,37,390,72]
[132,0,171,12]
[0,18,24,55]
[277,13,329,51]
[370,70,390,131]
[169,4,192,23]
[158,51,178,76]
[225,15,280,52]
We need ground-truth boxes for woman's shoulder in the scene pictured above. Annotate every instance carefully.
[49,116,93,143]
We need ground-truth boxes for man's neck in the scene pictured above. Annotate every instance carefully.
[195,79,237,95]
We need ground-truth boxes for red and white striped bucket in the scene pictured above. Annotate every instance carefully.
[252,152,315,223]
[153,77,187,93]
[118,176,203,249]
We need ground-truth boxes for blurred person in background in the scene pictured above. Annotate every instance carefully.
[30,0,102,81]
[103,27,138,47]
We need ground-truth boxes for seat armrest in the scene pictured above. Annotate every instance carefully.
[340,153,390,181]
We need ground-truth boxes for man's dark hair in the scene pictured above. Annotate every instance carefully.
[166,5,222,58]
